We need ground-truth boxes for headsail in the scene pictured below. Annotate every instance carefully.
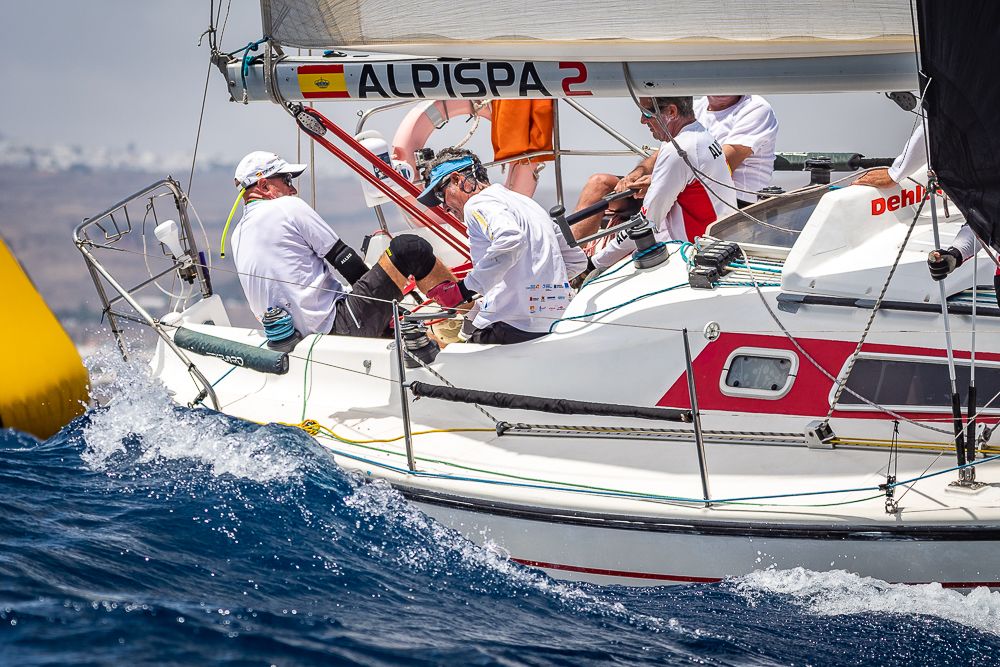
[262,0,914,62]
[918,0,1000,251]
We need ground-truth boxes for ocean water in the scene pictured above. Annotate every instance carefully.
[2,348,1000,665]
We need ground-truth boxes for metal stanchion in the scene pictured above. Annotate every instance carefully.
[682,328,712,506]
[552,100,564,209]
[929,182,972,483]
[392,300,417,471]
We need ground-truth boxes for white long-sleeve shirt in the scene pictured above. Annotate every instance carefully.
[592,121,736,269]
[463,184,587,333]
[951,223,980,261]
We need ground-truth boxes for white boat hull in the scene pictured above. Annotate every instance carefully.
[409,493,1000,588]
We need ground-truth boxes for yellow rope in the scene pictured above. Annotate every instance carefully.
[832,437,1000,456]
[276,419,495,444]
[219,188,245,258]
[283,419,1000,456]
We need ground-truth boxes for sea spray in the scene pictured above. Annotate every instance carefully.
[732,567,1000,636]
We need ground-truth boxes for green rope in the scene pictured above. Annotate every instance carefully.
[300,334,323,421]
[314,429,898,509]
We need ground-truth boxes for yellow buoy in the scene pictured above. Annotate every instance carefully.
[0,237,89,438]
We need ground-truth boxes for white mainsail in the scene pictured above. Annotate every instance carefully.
[262,0,916,61]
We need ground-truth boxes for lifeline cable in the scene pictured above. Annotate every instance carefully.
[101,238,997,345]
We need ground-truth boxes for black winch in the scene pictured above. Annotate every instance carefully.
[399,319,440,368]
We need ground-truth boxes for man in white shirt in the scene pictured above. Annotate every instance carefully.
[589,96,736,270]
[230,151,451,338]
[418,148,588,344]
[570,96,737,257]
[694,95,779,206]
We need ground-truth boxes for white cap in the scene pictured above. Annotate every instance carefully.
[234,151,307,189]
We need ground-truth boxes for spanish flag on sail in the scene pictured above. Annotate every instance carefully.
[298,65,350,99]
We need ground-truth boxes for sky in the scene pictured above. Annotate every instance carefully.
[1,1,922,188]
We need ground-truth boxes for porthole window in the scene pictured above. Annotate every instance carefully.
[719,347,798,399]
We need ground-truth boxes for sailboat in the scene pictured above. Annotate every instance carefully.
[74,0,1000,587]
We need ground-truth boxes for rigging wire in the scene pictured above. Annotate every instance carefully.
[825,187,928,416]
[186,0,231,199]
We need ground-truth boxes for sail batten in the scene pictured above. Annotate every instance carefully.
[263,0,916,61]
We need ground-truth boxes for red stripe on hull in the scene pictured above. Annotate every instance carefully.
[512,558,1000,588]
[657,332,1000,421]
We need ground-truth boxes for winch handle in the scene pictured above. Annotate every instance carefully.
[550,189,637,248]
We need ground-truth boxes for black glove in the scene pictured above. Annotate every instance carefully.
[456,279,477,302]
[927,247,963,281]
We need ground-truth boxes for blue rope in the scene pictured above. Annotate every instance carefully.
[263,312,296,342]
[717,281,781,288]
[550,282,690,333]
[231,37,269,97]
[728,260,783,274]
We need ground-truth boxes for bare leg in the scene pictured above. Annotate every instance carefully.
[571,173,619,240]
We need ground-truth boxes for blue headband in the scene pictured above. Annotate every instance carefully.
[417,156,476,207]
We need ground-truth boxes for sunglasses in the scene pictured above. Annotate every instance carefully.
[638,105,658,119]
[270,173,295,187]
[433,177,451,202]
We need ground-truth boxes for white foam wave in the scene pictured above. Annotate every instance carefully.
[732,567,1000,636]
[343,479,686,633]
[81,341,299,483]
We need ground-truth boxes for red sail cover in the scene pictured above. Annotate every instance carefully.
[917,0,1000,250]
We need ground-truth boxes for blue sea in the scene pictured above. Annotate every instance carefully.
[2,347,999,665]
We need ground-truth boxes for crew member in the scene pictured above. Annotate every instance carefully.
[694,95,779,207]
[418,148,588,344]
[571,95,770,249]
[230,151,453,337]
[589,96,736,270]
